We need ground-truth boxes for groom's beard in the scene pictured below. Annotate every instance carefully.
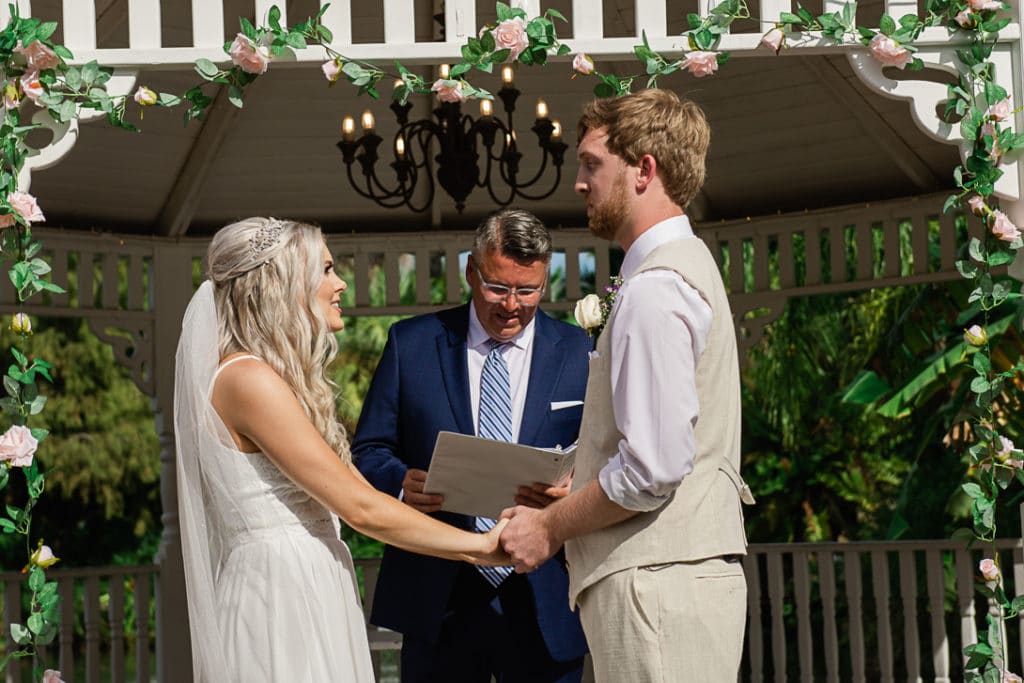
[588,171,629,241]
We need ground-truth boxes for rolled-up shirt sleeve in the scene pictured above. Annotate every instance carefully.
[597,269,713,512]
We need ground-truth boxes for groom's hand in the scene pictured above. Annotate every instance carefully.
[499,505,559,573]
[401,469,444,513]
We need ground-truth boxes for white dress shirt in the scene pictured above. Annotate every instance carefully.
[598,215,714,512]
[467,304,535,441]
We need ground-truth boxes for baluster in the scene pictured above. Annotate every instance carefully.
[58,577,75,678]
[744,553,764,683]
[78,251,96,309]
[845,550,866,682]
[127,254,144,311]
[320,0,351,45]
[871,550,895,682]
[927,549,951,682]
[84,574,101,683]
[572,0,603,38]
[102,253,120,310]
[384,250,401,307]
[49,247,69,307]
[415,249,432,305]
[793,550,814,682]
[939,214,959,273]
[635,0,667,37]
[818,550,840,682]
[63,2,97,50]
[593,243,611,291]
[444,245,463,305]
[727,238,744,294]
[444,0,475,40]
[190,0,224,48]
[911,215,930,275]
[133,571,151,683]
[353,250,371,308]
[128,0,161,49]
[753,234,769,292]
[4,579,21,683]
[109,574,126,683]
[955,547,978,670]
[766,551,787,683]
[384,0,416,43]
[899,549,922,682]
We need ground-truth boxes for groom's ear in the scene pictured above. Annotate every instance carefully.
[635,154,657,192]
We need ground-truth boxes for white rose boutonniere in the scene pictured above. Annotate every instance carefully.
[573,276,622,343]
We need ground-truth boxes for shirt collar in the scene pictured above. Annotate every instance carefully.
[467,302,535,351]
[620,215,695,279]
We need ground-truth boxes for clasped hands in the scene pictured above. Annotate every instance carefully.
[401,468,568,573]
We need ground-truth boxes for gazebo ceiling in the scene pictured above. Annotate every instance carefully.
[19,0,959,237]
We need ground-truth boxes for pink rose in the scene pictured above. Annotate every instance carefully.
[967,195,987,216]
[133,86,157,106]
[1008,459,1024,469]
[955,9,976,26]
[989,98,1012,122]
[761,27,785,54]
[1004,673,1023,683]
[431,78,465,103]
[869,34,912,69]
[229,33,271,75]
[997,435,1015,458]
[15,41,59,71]
[0,425,38,468]
[321,59,342,83]
[492,18,529,61]
[682,51,720,78]
[2,81,18,111]
[964,324,987,346]
[572,53,595,75]
[42,671,64,683]
[0,191,45,228]
[991,209,1020,242]
[19,70,44,107]
[980,558,1000,581]
[969,0,1003,10]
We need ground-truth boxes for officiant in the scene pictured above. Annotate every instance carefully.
[352,208,590,683]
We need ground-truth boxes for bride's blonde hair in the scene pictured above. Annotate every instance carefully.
[207,217,350,461]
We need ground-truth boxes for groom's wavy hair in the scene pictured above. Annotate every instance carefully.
[577,88,709,211]
[207,217,350,461]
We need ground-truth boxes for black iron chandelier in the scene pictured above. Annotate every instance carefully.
[337,65,569,213]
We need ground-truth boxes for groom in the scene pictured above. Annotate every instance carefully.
[500,89,752,681]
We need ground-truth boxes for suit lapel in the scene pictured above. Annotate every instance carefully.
[519,312,562,446]
[436,306,475,436]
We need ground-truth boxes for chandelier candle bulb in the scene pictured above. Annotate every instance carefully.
[361,110,375,132]
[501,65,514,85]
[393,79,403,91]
[395,136,405,158]
[536,99,548,119]
[551,120,562,141]
[342,116,355,141]
[439,63,450,79]
[480,99,493,117]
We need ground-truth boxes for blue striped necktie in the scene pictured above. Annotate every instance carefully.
[475,340,515,586]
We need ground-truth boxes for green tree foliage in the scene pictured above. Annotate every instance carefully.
[0,317,160,569]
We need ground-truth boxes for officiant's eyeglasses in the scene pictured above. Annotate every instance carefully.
[473,265,546,305]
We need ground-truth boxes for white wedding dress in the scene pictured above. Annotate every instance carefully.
[175,283,374,682]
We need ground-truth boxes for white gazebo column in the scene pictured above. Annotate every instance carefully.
[151,243,199,683]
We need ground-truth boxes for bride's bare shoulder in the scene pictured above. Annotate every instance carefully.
[213,354,290,403]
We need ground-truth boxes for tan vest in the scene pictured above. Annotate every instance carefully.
[565,238,750,605]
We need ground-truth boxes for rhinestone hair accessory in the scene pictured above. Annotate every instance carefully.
[249,218,285,261]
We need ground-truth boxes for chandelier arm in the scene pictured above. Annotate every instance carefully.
[508,147,553,189]
[509,163,564,202]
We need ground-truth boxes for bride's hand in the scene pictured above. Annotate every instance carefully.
[473,518,512,567]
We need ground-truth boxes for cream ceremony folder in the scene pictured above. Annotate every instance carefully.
[423,431,577,519]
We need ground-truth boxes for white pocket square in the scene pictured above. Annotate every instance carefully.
[550,400,584,411]
[588,350,601,361]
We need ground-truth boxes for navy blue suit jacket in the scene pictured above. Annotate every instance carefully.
[352,304,590,661]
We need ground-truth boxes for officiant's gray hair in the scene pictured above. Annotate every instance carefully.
[472,208,553,266]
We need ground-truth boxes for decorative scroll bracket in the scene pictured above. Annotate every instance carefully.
[86,315,154,397]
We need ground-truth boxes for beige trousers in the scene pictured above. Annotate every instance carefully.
[577,557,746,682]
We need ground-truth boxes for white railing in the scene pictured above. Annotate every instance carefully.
[0,0,1010,71]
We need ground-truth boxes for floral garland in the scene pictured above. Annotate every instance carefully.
[0,0,1016,679]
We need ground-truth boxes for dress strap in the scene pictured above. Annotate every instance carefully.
[213,354,261,382]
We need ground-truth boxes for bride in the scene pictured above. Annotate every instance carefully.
[174,217,508,681]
